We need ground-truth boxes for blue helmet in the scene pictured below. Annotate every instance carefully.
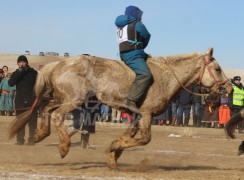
[125,5,143,20]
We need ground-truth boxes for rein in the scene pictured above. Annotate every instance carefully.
[162,57,209,97]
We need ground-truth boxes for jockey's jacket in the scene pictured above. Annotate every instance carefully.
[116,21,143,53]
[232,84,244,106]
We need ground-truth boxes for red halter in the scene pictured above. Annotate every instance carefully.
[198,55,228,87]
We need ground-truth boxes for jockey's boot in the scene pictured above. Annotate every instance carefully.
[123,98,142,116]
[66,126,79,138]
[238,141,244,155]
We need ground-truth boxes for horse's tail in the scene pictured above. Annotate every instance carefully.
[225,110,244,139]
[8,61,60,139]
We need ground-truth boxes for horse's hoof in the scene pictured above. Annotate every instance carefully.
[58,144,69,158]
[107,150,117,170]
[107,161,117,170]
[34,131,50,143]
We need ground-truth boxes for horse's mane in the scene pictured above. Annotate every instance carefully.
[151,52,201,66]
[75,52,201,64]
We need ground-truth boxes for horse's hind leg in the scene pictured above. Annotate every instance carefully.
[35,100,58,143]
[107,113,151,169]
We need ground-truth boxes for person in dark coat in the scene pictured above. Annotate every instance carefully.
[8,55,38,145]
[67,91,99,148]
[191,84,202,127]
[152,103,172,125]
[176,88,193,126]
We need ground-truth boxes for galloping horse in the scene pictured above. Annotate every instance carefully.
[8,48,229,169]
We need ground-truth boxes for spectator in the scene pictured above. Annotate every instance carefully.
[153,103,172,125]
[100,104,110,122]
[2,65,8,77]
[228,76,244,133]
[8,55,38,145]
[171,97,178,126]
[111,108,121,123]
[218,87,231,128]
[0,73,15,116]
[67,92,99,148]
[121,111,132,123]
[191,84,202,127]
[0,69,3,83]
[0,69,4,115]
[200,87,208,127]
[201,91,221,128]
[176,88,192,127]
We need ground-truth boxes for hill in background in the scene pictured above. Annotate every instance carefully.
[0,54,243,81]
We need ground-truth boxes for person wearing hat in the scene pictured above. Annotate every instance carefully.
[228,76,244,133]
[115,5,153,115]
[8,55,38,145]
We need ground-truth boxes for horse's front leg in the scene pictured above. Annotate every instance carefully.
[107,113,152,169]
[51,106,74,158]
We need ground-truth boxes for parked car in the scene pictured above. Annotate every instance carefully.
[64,52,69,57]
[24,51,30,55]
[39,52,45,56]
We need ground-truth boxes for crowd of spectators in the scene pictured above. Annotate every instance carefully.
[150,80,244,134]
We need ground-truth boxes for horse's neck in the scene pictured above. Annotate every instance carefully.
[150,54,201,97]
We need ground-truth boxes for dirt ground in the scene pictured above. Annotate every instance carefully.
[0,116,244,180]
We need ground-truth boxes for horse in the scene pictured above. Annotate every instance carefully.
[8,48,229,169]
[225,108,244,155]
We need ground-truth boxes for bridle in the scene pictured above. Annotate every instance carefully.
[198,55,228,88]
[161,54,228,97]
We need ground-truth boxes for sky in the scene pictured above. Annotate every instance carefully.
[0,0,244,69]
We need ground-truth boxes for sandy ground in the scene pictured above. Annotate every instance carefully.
[0,116,244,180]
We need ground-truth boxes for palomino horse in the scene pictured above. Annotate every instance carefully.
[8,48,229,169]
[226,107,244,155]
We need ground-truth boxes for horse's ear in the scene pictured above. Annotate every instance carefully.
[206,48,214,58]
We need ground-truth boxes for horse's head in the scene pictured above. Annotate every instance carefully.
[198,48,229,92]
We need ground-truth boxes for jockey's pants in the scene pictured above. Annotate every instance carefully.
[120,50,153,102]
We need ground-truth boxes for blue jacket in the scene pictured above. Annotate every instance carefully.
[115,15,151,58]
